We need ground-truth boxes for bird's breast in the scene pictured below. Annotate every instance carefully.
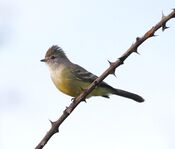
[50,64,65,84]
[49,64,75,96]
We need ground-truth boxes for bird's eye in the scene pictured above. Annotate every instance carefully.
[50,56,56,59]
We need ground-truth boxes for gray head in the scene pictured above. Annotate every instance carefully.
[41,45,69,67]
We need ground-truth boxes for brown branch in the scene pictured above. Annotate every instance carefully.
[35,10,175,149]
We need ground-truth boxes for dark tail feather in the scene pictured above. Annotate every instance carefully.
[113,88,144,103]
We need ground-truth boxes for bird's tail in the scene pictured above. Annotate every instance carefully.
[112,88,144,103]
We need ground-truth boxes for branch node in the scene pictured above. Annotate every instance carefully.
[71,98,76,103]
[136,37,141,41]
[118,57,125,64]
[49,120,59,133]
[145,26,155,38]
[40,141,46,147]
[53,128,59,133]
[94,80,98,86]
[110,69,116,76]
[64,107,71,114]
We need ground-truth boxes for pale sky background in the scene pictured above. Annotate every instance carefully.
[0,0,175,149]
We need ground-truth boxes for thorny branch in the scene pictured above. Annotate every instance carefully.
[35,10,175,149]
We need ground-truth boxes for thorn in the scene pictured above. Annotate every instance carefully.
[107,60,116,76]
[81,98,87,103]
[133,48,140,55]
[162,23,169,31]
[135,51,140,55]
[151,32,156,37]
[149,32,158,38]
[107,60,112,65]
[152,34,158,37]
[161,11,169,31]
[162,25,169,31]
[108,60,117,66]
[112,71,116,77]
[49,120,55,126]
[161,11,165,18]
[49,120,59,133]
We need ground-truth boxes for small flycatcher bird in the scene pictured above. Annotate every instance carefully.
[41,45,144,103]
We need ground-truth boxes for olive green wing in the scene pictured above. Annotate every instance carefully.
[70,63,114,95]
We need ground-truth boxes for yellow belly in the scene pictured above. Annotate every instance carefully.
[53,77,110,98]
[50,65,88,97]
[52,74,90,97]
[50,65,110,98]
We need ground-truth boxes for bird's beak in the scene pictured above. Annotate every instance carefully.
[40,59,47,62]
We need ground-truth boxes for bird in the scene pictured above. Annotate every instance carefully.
[41,45,144,103]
